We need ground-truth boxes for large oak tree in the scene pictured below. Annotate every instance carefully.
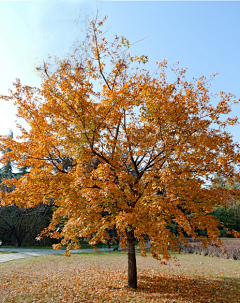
[1,16,240,288]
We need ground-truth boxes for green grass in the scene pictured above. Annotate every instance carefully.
[0,242,117,250]
[0,251,18,254]
[1,237,236,250]
[1,245,55,249]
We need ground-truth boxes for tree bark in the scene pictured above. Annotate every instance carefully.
[126,229,137,289]
[13,230,23,247]
[15,234,22,247]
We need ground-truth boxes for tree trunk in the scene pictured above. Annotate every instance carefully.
[16,237,22,247]
[14,233,22,247]
[126,229,137,289]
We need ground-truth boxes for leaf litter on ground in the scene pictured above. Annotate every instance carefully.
[0,251,239,302]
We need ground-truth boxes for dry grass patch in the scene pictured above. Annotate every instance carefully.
[0,250,239,302]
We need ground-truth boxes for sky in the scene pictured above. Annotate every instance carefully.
[0,0,240,143]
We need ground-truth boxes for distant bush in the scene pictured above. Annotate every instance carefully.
[179,239,240,260]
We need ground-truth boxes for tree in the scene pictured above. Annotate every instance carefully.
[0,15,240,288]
[0,196,52,247]
[0,132,52,247]
[0,130,31,182]
[0,130,17,182]
[211,175,240,236]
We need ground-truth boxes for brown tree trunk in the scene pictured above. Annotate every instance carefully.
[126,229,137,289]
[15,233,22,247]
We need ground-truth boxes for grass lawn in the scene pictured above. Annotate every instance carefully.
[1,245,56,250]
[0,243,113,250]
[0,251,17,254]
[0,250,239,303]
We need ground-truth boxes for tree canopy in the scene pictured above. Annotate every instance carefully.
[0,15,240,288]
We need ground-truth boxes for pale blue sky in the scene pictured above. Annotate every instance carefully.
[0,0,240,143]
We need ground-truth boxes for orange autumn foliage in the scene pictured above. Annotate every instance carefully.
[0,15,240,288]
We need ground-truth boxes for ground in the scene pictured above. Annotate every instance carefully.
[0,249,239,302]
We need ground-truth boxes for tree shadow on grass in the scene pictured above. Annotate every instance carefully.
[134,271,240,303]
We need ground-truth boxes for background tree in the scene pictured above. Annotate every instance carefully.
[211,175,240,236]
[1,15,240,289]
[0,200,53,247]
[0,132,54,247]
[0,130,17,182]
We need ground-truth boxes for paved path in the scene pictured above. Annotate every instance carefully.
[0,247,122,263]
